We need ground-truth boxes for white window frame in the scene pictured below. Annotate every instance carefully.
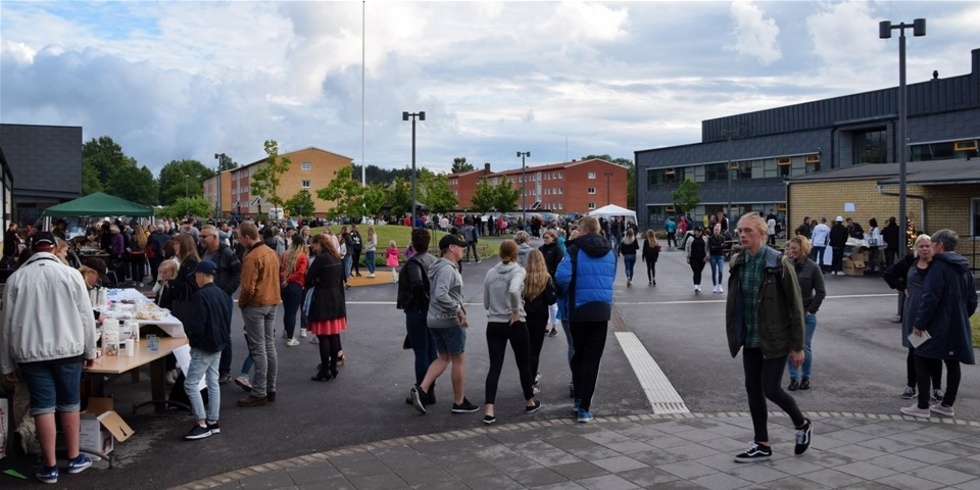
[588,202,596,210]
[588,187,596,194]
[588,171,596,179]
[301,180,311,189]
[301,162,312,171]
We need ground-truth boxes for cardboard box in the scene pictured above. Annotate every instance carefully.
[849,251,868,262]
[80,398,134,455]
[843,258,866,276]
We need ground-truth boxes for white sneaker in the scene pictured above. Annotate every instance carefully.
[299,328,307,338]
[367,273,375,278]
[309,335,319,344]
[718,285,724,293]
[286,338,300,347]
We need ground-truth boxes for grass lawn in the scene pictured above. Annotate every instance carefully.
[972,313,979,348]
[310,224,500,265]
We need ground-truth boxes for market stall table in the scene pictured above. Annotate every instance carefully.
[86,336,189,414]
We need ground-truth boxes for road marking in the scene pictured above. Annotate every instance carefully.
[613,293,898,306]
[615,331,689,414]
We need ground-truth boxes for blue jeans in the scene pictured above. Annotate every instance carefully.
[242,305,278,398]
[343,255,352,279]
[365,251,376,274]
[185,348,221,422]
[810,246,826,267]
[18,360,83,416]
[709,254,725,285]
[787,313,818,381]
[281,282,303,339]
[623,253,636,280]
[405,309,437,385]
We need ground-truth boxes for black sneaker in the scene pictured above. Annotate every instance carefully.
[901,386,915,399]
[794,419,813,455]
[183,424,212,441]
[799,378,810,390]
[933,388,944,401]
[788,379,799,391]
[207,422,220,434]
[548,328,558,338]
[734,442,772,463]
[525,400,542,414]
[451,398,479,414]
[410,386,427,414]
[483,414,496,425]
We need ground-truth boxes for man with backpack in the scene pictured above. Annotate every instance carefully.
[397,229,437,406]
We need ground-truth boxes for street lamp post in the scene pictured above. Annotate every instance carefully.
[604,172,612,205]
[182,173,189,219]
[517,151,530,224]
[403,111,426,227]
[214,153,225,219]
[880,17,925,320]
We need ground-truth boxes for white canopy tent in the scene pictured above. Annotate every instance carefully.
[588,204,637,221]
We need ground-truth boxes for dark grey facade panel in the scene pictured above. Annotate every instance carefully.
[0,124,82,198]
[643,178,787,206]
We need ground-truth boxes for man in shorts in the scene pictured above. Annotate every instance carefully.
[410,234,479,414]
[2,232,97,483]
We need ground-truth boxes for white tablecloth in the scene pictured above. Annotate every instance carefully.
[106,288,186,338]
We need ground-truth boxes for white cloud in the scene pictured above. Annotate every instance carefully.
[726,0,782,65]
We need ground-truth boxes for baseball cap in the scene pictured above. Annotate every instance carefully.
[836,216,844,222]
[82,257,111,285]
[438,234,467,251]
[32,231,56,249]
[190,260,217,277]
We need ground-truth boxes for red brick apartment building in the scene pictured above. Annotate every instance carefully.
[448,158,627,213]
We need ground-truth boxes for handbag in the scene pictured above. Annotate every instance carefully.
[402,334,412,350]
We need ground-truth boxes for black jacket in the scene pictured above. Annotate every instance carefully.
[350,231,363,252]
[642,239,660,262]
[882,255,916,291]
[620,238,639,255]
[882,223,900,252]
[203,244,241,296]
[188,283,232,353]
[397,252,434,313]
[305,253,346,322]
[538,242,562,279]
[829,224,848,247]
[524,278,557,322]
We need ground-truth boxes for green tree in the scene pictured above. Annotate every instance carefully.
[451,157,474,174]
[251,140,292,211]
[158,160,214,205]
[159,196,213,219]
[672,179,701,214]
[421,172,458,214]
[470,178,496,212]
[109,165,159,206]
[316,165,366,220]
[387,177,412,216]
[285,190,316,218]
[493,176,521,213]
[361,183,387,218]
[82,160,104,195]
[83,136,127,186]
[216,153,238,171]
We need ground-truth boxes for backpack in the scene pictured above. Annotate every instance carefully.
[396,258,430,311]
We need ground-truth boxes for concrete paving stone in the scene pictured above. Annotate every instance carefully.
[443,459,502,479]
[855,436,918,453]
[885,429,943,446]
[759,455,823,476]
[576,473,642,490]
[704,436,754,453]
[837,481,897,490]
[762,476,831,490]
[524,449,586,467]
[391,465,455,486]
[688,472,753,490]
[545,434,604,451]
[470,443,522,461]
[642,433,695,449]
[941,457,980,477]
[953,479,980,490]
[325,451,377,466]
[801,450,858,468]
[820,428,881,444]
[532,482,588,490]
[370,445,421,461]
[332,458,392,478]
[850,422,911,438]
[703,422,755,438]
[951,435,980,449]
[294,474,355,490]
[910,464,977,486]
[931,440,980,457]
[893,446,960,464]
[728,463,794,484]
[874,473,947,490]
[833,461,899,480]
[617,466,681,486]
[418,482,474,490]
[667,442,723,460]
[512,439,562,456]
[644,480,705,489]
[286,463,343,485]
[236,470,296,489]
[797,468,865,488]
[566,444,624,460]
[590,455,649,473]
[548,461,611,481]
[672,428,722,443]
[490,429,553,446]
[630,447,692,466]
[484,454,547,473]
[912,426,975,442]
[345,472,410,490]
[644,420,707,435]
[602,420,644,431]
[509,467,569,487]
[829,443,888,461]
[209,482,244,490]
[867,453,932,472]
[655,459,720,480]
[693,453,747,473]
[581,429,633,445]
[602,439,658,454]
[460,472,525,490]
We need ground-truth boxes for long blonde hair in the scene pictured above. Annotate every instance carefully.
[523,249,550,300]
[282,234,308,279]
[645,229,659,246]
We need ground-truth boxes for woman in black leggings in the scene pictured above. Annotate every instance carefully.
[642,230,661,286]
[482,240,540,425]
[685,227,708,294]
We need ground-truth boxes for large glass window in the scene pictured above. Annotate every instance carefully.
[853,129,887,164]
[973,198,980,237]
[732,161,752,180]
[911,141,979,161]
[704,163,727,182]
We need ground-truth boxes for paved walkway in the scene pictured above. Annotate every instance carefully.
[176,411,980,489]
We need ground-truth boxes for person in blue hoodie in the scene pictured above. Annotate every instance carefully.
[555,216,615,423]
[902,229,977,419]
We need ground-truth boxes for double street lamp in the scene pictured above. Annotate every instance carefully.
[403,111,425,227]
[213,152,225,219]
[517,151,530,224]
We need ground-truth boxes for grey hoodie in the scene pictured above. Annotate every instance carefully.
[427,257,465,328]
[483,261,527,323]
[517,242,533,267]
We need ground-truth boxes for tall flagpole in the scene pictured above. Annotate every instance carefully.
[361,1,366,186]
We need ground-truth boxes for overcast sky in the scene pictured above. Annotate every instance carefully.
[2,1,977,176]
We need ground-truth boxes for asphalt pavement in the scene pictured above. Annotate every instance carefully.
[2,239,978,489]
